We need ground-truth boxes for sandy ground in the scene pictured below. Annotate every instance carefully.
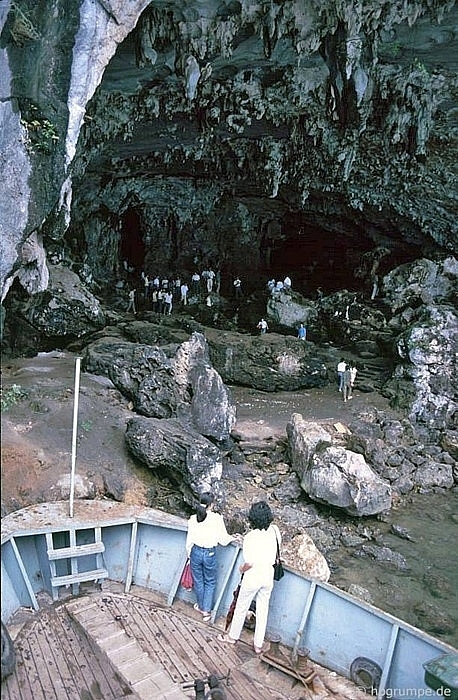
[0,349,393,513]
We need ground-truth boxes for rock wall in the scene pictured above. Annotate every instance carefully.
[1,0,457,304]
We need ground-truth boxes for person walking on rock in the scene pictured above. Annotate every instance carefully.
[349,364,358,388]
[126,288,136,315]
[257,318,268,334]
[297,323,306,340]
[180,281,189,306]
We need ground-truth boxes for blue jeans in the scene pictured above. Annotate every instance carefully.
[190,545,217,613]
[338,371,344,391]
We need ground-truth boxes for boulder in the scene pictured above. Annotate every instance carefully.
[125,416,223,503]
[286,414,332,470]
[173,332,236,441]
[291,532,331,583]
[266,290,317,331]
[414,461,454,490]
[287,413,392,516]
[206,330,329,391]
[355,544,409,571]
[9,264,105,350]
[83,331,235,441]
[383,257,457,312]
[84,337,179,418]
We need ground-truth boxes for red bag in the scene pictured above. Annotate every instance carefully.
[180,560,193,590]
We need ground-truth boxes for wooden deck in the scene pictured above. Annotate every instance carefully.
[2,582,368,700]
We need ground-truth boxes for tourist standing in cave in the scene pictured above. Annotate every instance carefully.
[342,366,353,402]
[191,271,200,296]
[297,323,306,340]
[257,318,268,334]
[337,358,347,392]
[173,275,181,300]
[142,273,149,303]
[163,290,173,315]
[207,268,215,293]
[217,501,280,655]
[151,287,158,313]
[180,281,189,306]
[283,275,292,291]
[233,277,243,299]
[186,493,239,622]
[126,288,136,315]
[267,279,276,294]
[157,288,164,315]
[349,364,358,389]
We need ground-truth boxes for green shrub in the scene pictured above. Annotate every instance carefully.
[1,384,27,412]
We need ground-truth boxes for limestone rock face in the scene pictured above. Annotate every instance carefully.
[383,257,458,312]
[84,337,179,418]
[172,332,236,441]
[17,264,105,341]
[1,0,457,305]
[287,413,392,516]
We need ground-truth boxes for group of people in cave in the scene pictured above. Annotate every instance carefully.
[122,264,251,315]
[122,264,299,317]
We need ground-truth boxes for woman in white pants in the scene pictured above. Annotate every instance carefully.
[218,501,280,654]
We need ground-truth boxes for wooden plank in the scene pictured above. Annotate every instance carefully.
[47,542,105,559]
[116,599,179,680]
[158,609,210,683]
[56,605,137,699]
[54,607,110,698]
[5,630,40,700]
[51,567,108,587]
[103,593,305,699]
[28,622,64,698]
[69,530,79,597]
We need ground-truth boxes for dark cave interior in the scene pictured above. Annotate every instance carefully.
[112,209,424,300]
[119,207,146,271]
[66,7,449,306]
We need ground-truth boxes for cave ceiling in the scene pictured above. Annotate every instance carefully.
[13,0,457,289]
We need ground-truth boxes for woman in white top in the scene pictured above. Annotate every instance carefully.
[186,493,237,621]
[218,501,281,654]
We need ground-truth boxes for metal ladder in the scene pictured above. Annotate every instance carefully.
[46,526,108,601]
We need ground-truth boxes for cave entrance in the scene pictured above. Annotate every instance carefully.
[119,207,146,275]
[269,229,371,295]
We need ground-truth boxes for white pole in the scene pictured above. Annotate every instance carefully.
[69,357,81,518]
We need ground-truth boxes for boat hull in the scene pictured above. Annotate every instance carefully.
[1,500,456,698]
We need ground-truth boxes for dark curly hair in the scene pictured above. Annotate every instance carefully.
[248,501,273,530]
[196,492,214,522]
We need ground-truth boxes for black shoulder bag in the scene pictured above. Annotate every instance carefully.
[273,528,285,581]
